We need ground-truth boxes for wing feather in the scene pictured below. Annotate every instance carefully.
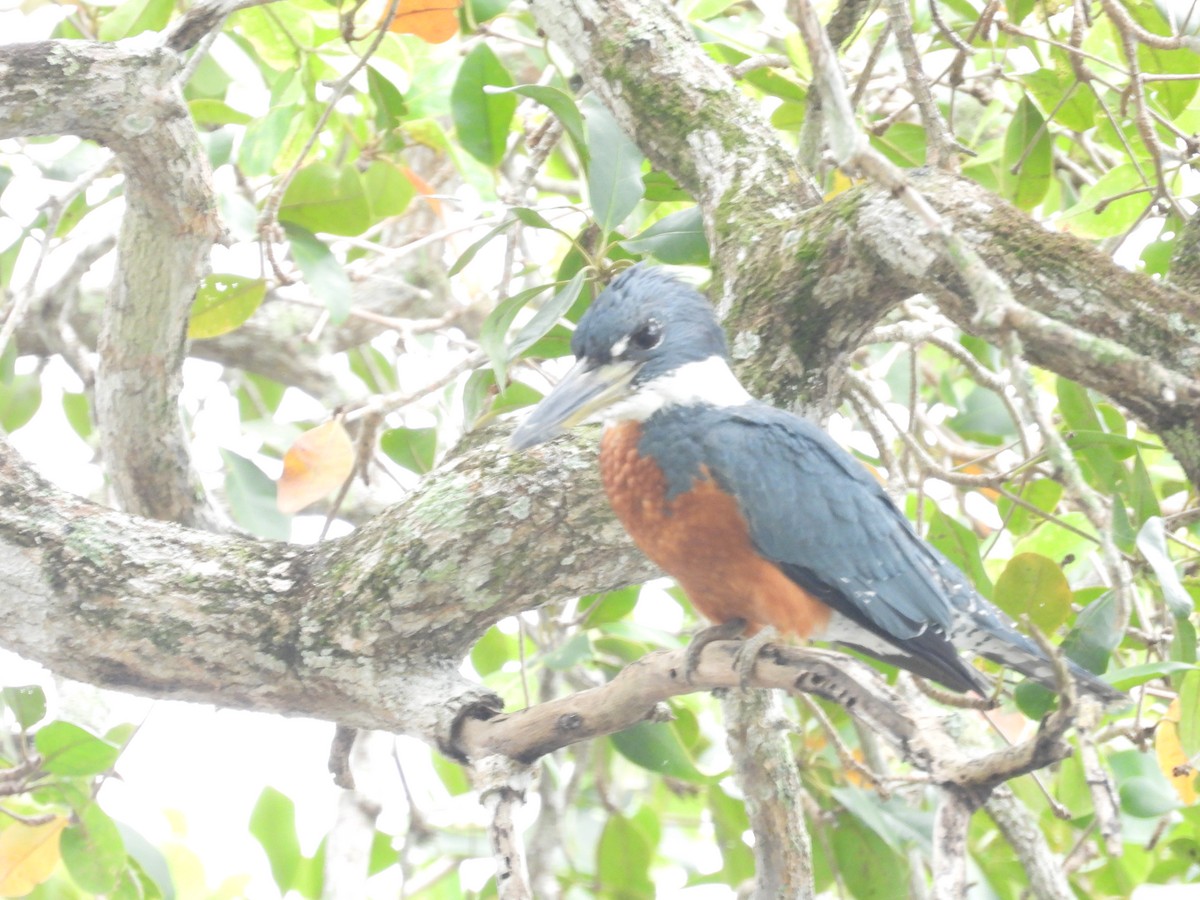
[698,406,960,640]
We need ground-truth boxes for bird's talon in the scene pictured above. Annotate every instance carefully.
[731,626,777,687]
[684,618,749,684]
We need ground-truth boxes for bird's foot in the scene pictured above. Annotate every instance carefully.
[732,626,778,686]
[683,618,748,683]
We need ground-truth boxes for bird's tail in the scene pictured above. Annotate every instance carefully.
[957,610,1127,706]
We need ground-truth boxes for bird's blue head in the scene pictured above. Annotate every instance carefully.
[511,265,748,449]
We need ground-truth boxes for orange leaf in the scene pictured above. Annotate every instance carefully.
[383,0,461,44]
[401,166,443,219]
[1157,698,1198,805]
[0,817,68,896]
[276,420,355,514]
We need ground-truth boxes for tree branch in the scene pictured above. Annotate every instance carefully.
[0,428,652,754]
[0,39,222,527]
[723,690,816,899]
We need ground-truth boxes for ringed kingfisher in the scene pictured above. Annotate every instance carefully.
[511,265,1123,704]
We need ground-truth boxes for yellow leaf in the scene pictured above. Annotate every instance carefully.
[276,419,355,514]
[1157,698,1198,805]
[824,169,861,200]
[382,0,461,44]
[0,817,68,896]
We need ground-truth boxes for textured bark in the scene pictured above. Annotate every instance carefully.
[0,39,221,528]
[723,690,816,900]
[778,174,1200,486]
[0,431,652,753]
[985,788,1073,900]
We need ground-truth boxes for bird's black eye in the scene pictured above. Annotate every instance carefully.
[631,319,662,351]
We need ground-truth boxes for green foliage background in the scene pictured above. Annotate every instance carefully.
[1,0,1199,897]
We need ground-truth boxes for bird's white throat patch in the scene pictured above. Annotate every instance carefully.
[603,356,752,424]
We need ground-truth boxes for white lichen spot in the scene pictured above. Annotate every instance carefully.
[508,496,532,520]
[731,330,761,361]
[489,527,513,546]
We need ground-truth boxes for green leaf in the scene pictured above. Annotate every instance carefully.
[239,105,298,178]
[35,721,120,776]
[285,225,352,325]
[583,96,646,234]
[1013,511,1098,569]
[707,784,755,884]
[596,813,654,896]
[233,5,311,71]
[451,44,516,166]
[431,753,471,797]
[508,270,589,361]
[61,802,125,893]
[249,787,301,894]
[831,813,908,900]
[1136,517,1193,618]
[490,85,588,163]
[0,372,42,432]
[448,217,518,277]
[279,163,372,237]
[488,381,542,415]
[1128,2,1200,116]
[1003,96,1052,210]
[463,368,497,426]
[368,830,399,876]
[870,122,927,167]
[380,427,438,475]
[1172,617,1198,666]
[997,479,1062,536]
[367,66,408,133]
[222,450,290,540]
[363,161,416,222]
[290,840,325,900]
[479,283,552,385]
[1021,67,1095,133]
[621,206,710,265]
[1177,669,1200,759]
[926,509,992,595]
[610,720,708,783]
[471,626,514,677]
[188,99,253,127]
[1056,164,1151,239]
[2,686,47,730]
[188,275,266,340]
[1062,589,1122,670]
[1103,661,1196,690]
[542,632,592,671]
[1121,776,1180,817]
[99,0,174,40]
[581,586,640,627]
[62,391,92,440]
[1007,0,1037,25]
[992,552,1074,633]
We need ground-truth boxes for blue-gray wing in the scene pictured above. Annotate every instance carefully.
[696,404,971,641]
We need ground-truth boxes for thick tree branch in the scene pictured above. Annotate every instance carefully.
[790,174,1200,487]
[0,39,222,527]
[0,429,651,754]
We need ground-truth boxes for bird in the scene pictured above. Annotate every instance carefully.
[510,264,1124,705]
